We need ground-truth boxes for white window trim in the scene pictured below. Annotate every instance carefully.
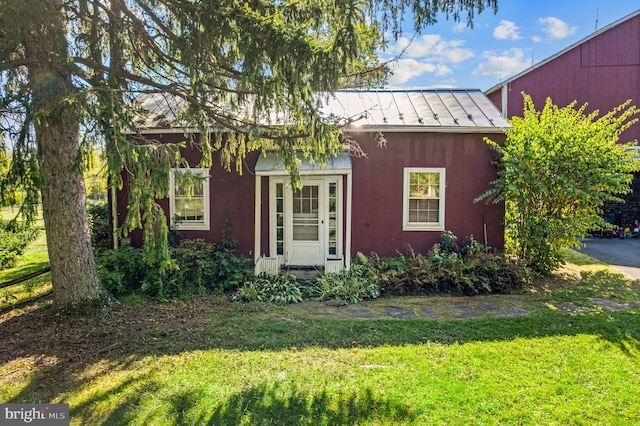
[169,168,210,231]
[402,167,445,231]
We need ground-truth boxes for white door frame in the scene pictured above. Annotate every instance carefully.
[268,175,343,266]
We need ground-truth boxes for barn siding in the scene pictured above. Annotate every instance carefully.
[495,12,640,143]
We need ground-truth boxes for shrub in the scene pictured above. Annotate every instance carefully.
[233,273,302,305]
[359,232,532,296]
[97,238,253,299]
[88,203,111,253]
[311,263,380,304]
[97,245,149,296]
[0,219,40,269]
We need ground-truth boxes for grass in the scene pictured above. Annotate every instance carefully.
[1,248,639,425]
[0,207,51,310]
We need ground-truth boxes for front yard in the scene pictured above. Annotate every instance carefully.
[1,249,639,425]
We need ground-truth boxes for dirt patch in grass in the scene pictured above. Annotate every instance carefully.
[0,296,227,380]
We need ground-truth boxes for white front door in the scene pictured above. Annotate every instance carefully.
[289,181,324,265]
[269,176,342,266]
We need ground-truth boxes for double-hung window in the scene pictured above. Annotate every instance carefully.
[403,168,445,231]
[169,168,210,230]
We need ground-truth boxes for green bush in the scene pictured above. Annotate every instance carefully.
[88,203,111,253]
[233,273,302,305]
[359,232,532,296]
[97,238,253,299]
[0,219,40,269]
[311,263,379,304]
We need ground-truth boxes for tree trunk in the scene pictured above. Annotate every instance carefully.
[24,0,108,308]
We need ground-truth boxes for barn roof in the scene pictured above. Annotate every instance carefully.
[485,8,640,96]
[133,89,509,133]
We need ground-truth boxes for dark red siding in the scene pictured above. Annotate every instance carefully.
[492,13,640,143]
[118,131,505,260]
[349,131,505,257]
[117,133,258,257]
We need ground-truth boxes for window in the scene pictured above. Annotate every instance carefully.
[169,168,210,230]
[403,168,445,231]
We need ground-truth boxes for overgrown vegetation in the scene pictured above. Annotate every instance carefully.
[311,263,380,303]
[97,231,530,304]
[98,239,252,300]
[233,273,303,305]
[88,203,111,253]
[356,232,531,297]
[479,94,640,273]
[0,219,40,270]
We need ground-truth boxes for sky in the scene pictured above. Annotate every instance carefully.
[381,1,639,91]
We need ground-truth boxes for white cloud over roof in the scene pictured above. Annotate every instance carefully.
[538,17,577,39]
[493,20,523,40]
[471,48,531,79]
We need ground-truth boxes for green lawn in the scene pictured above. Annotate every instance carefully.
[0,222,51,310]
[1,249,639,425]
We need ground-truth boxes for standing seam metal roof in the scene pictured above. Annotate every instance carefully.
[134,89,509,132]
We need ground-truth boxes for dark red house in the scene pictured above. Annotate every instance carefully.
[118,90,509,271]
[486,9,640,225]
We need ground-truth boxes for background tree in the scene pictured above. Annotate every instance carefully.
[480,94,640,273]
[0,0,498,308]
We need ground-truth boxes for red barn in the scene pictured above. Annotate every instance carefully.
[117,90,508,271]
[486,9,640,225]
[486,9,640,142]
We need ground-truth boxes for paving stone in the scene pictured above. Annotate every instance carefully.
[588,298,632,311]
[478,301,501,312]
[384,307,417,319]
[341,304,379,318]
[452,309,485,319]
[552,302,590,313]
[419,306,441,319]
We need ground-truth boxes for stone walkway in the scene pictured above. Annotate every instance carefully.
[288,296,640,320]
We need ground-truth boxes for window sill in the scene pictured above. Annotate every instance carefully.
[403,224,445,232]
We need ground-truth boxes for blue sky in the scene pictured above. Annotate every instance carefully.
[381,1,639,91]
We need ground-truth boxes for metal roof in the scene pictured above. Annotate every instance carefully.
[318,89,508,131]
[255,151,352,176]
[133,89,509,133]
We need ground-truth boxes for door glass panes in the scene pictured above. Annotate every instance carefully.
[328,182,337,255]
[292,185,319,240]
[408,172,440,223]
[276,183,284,255]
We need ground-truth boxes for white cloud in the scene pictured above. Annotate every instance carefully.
[532,36,543,43]
[538,17,577,40]
[493,20,522,40]
[452,22,467,33]
[471,48,531,79]
[388,59,452,85]
[382,34,472,84]
[385,34,474,64]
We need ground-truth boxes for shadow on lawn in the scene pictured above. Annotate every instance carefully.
[1,266,639,421]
